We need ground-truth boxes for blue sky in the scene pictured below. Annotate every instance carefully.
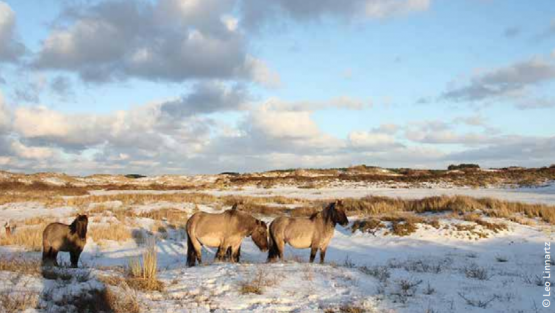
[0,0,554,175]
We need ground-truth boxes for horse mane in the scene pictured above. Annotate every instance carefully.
[69,215,88,239]
[309,211,321,220]
[310,203,334,221]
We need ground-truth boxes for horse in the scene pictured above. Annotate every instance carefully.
[42,215,88,268]
[267,200,348,263]
[186,205,268,267]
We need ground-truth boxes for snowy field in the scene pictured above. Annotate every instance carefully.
[0,184,554,312]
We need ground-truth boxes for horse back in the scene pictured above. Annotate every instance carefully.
[188,211,244,247]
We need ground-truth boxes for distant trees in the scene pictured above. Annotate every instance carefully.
[447,164,480,171]
[125,174,147,179]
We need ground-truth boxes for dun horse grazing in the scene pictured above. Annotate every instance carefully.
[186,205,268,267]
[268,200,348,263]
[42,215,88,268]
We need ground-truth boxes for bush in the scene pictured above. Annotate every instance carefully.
[351,219,384,234]
[448,164,480,171]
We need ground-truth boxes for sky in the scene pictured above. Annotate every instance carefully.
[0,0,554,175]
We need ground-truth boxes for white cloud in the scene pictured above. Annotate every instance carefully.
[365,0,430,18]
[249,103,321,140]
[0,1,25,62]
[245,56,282,88]
[258,96,370,112]
[0,156,10,165]
[240,0,432,29]
[441,54,555,109]
[0,90,10,132]
[10,140,55,159]
[33,1,265,83]
[348,130,398,149]
[14,106,70,138]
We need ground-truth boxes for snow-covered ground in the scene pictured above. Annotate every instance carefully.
[1,185,554,312]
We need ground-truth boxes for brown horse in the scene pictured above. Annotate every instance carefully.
[42,215,88,268]
[268,201,348,263]
[186,206,268,267]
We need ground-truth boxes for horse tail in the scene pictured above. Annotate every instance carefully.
[186,232,197,267]
[267,225,279,262]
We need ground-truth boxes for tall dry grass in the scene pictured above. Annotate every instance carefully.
[340,195,555,224]
[127,239,162,291]
[0,225,44,251]
[89,224,132,243]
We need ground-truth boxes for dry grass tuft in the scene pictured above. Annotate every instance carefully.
[103,287,141,313]
[351,219,385,234]
[238,269,275,295]
[127,240,163,291]
[391,221,418,236]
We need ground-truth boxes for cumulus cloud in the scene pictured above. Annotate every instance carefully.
[258,96,370,112]
[347,123,403,150]
[240,0,431,29]
[10,140,56,160]
[0,90,11,132]
[9,81,235,154]
[441,55,555,109]
[160,81,249,118]
[33,0,274,84]
[247,103,322,141]
[0,2,25,62]
[30,0,431,84]
[348,131,398,148]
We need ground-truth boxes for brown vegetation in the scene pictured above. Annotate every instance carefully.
[89,224,132,242]
[0,225,44,251]
[340,195,555,224]
[238,269,275,295]
[0,255,41,275]
[127,241,163,291]
[0,290,38,313]
[228,166,555,188]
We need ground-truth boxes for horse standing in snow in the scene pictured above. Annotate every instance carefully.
[186,205,268,267]
[267,200,348,263]
[42,215,88,268]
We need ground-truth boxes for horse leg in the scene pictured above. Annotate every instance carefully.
[235,246,241,263]
[51,249,59,267]
[215,242,228,262]
[42,245,51,266]
[319,247,327,264]
[309,247,318,263]
[276,238,285,261]
[230,242,241,263]
[70,249,82,268]
[215,246,222,261]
